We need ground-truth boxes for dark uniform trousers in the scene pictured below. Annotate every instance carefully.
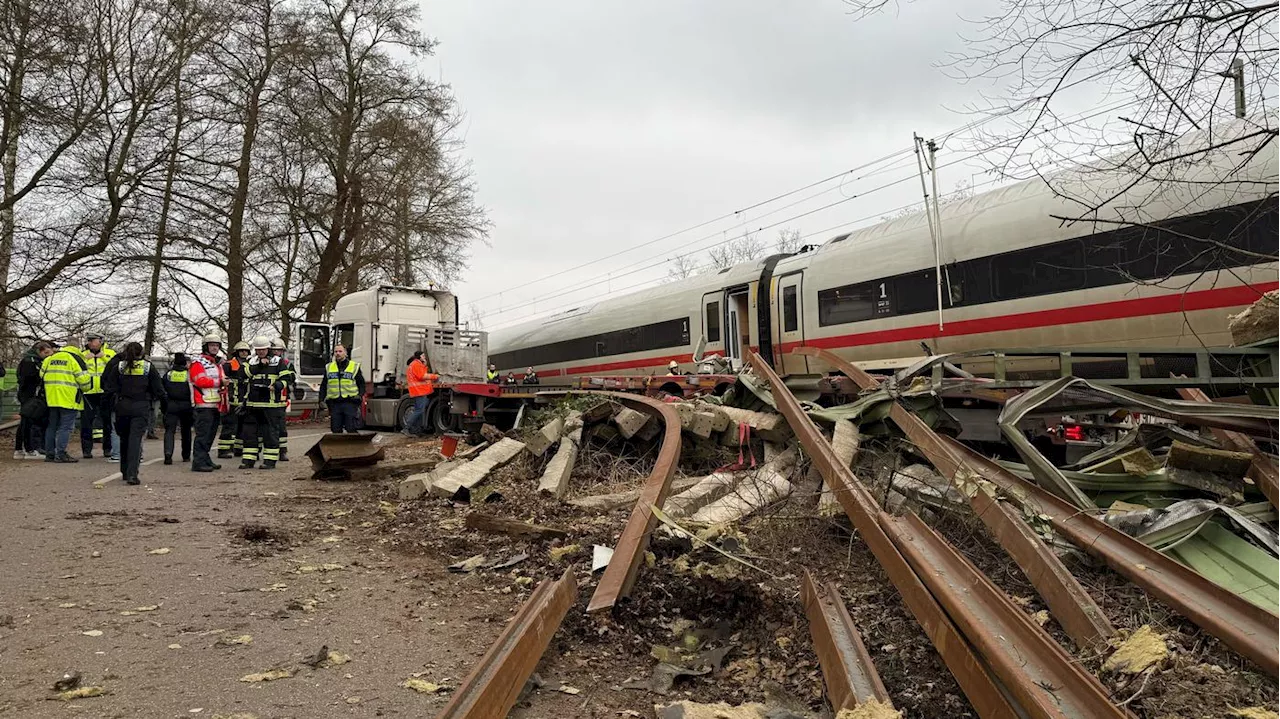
[241,408,281,465]
[219,411,242,455]
[164,408,193,461]
[329,400,360,433]
[192,408,220,469]
[114,414,147,482]
[81,393,114,457]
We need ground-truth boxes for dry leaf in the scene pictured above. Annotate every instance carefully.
[57,686,105,701]
[297,563,344,573]
[402,678,448,694]
[148,548,171,555]
[556,684,581,695]
[217,634,253,647]
[239,670,291,683]
[81,630,103,637]
[58,602,77,609]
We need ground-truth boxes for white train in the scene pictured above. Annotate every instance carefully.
[490,122,1278,381]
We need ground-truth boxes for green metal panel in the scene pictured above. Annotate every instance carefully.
[1165,522,1279,612]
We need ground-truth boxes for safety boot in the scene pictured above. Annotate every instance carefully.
[239,459,255,470]
[217,449,233,459]
[259,460,277,470]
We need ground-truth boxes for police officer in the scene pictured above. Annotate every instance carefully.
[269,338,294,461]
[102,342,164,486]
[239,336,286,470]
[161,352,194,465]
[319,344,365,433]
[42,340,93,463]
[486,364,499,384]
[219,341,250,458]
[80,332,117,460]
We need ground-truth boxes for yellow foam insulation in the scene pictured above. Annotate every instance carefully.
[1230,708,1279,719]
[837,699,904,719]
[1103,625,1167,674]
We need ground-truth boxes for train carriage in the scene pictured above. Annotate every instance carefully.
[490,123,1278,381]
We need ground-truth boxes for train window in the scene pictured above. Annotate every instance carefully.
[705,301,721,343]
[893,270,937,316]
[992,240,1086,300]
[817,281,888,326]
[782,286,798,333]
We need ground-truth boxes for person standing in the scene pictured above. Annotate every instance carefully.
[522,367,539,385]
[218,341,250,459]
[15,341,54,459]
[401,351,439,436]
[486,363,500,384]
[319,344,366,433]
[188,334,226,472]
[161,352,194,465]
[269,338,294,461]
[102,342,164,486]
[240,336,285,470]
[80,332,118,460]
[42,340,93,463]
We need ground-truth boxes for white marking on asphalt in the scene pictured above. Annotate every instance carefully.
[94,458,165,487]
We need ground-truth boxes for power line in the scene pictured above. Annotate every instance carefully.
[481,97,1144,328]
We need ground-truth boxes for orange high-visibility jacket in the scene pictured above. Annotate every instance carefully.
[406,358,439,397]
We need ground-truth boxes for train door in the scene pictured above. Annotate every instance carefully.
[700,292,725,363]
[726,289,750,368]
[775,272,807,375]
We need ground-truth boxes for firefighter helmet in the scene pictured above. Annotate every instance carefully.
[269,337,285,351]
[202,333,222,346]
[232,341,251,352]
[251,335,271,350]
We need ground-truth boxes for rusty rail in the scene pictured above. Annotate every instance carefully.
[796,345,1114,648]
[435,569,577,719]
[1175,384,1280,509]
[542,390,682,613]
[801,570,893,713]
[749,352,1022,719]
[944,435,1280,675]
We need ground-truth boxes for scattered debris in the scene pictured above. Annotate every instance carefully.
[836,701,904,719]
[55,686,105,701]
[448,554,490,573]
[303,645,351,669]
[1228,289,1278,346]
[147,547,171,555]
[216,634,253,647]
[591,544,613,572]
[548,544,580,562]
[239,669,291,683]
[402,678,449,694]
[80,630,103,637]
[1103,625,1168,674]
[297,563,344,573]
[539,412,584,498]
[53,672,82,692]
[464,512,569,539]
[431,438,526,498]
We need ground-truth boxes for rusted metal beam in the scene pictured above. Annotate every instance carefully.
[541,390,682,613]
[883,512,1131,718]
[796,345,1114,648]
[944,435,1280,675]
[749,352,1022,719]
[801,570,892,713]
[1176,384,1280,509]
[435,569,577,719]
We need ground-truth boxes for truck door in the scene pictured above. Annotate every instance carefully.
[295,322,331,380]
[775,272,808,375]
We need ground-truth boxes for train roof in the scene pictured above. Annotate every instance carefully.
[490,119,1277,352]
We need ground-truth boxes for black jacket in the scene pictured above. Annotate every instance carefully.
[161,365,192,413]
[102,356,165,417]
[17,351,42,402]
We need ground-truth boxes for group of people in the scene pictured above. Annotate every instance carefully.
[485,364,539,386]
[15,333,299,485]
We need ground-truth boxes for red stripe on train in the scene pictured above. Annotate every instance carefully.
[541,283,1276,376]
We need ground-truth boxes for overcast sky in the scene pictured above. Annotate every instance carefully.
[419,0,1024,330]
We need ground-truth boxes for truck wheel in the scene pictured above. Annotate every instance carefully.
[430,398,458,434]
[396,397,415,431]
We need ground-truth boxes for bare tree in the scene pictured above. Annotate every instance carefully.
[708,230,766,269]
[666,253,704,282]
[775,227,803,254]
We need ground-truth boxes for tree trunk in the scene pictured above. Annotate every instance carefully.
[145,61,187,354]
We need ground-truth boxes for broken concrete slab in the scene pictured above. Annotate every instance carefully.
[1228,289,1278,346]
[719,406,792,443]
[400,459,463,500]
[398,476,429,501]
[524,417,564,458]
[693,402,731,432]
[819,421,860,517]
[431,438,526,498]
[570,477,701,512]
[665,471,745,518]
[539,414,583,498]
[688,411,717,439]
[689,448,799,524]
[614,407,652,439]
[581,399,619,424]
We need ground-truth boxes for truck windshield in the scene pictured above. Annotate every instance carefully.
[297,324,330,376]
[334,323,355,358]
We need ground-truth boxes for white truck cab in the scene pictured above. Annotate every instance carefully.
[294,285,487,428]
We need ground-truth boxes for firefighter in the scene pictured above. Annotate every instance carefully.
[42,340,94,463]
[240,336,286,470]
[401,351,438,436]
[161,352,194,465]
[101,342,164,486]
[269,338,294,461]
[486,363,499,384]
[218,341,250,458]
[522,367,539,385]
[80,332,117,460]
[188,334,227,472]
[319,343,365,433]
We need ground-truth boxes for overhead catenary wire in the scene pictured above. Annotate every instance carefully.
[481,97,1148,329]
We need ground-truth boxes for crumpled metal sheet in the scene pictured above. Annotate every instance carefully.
[997,376,1278,509]
[1104,499,1279,555]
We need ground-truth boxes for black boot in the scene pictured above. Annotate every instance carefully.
[259,460,277,470]
[239,460,255,470]
[217,449,233,459]
[163,456,173,466]
[278,450,288,462]
[55,453,79,463]
[124,476,140,485]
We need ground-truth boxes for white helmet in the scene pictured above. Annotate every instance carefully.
[202,333,222,346]
[269,337,285,351]
[251,335,271,350]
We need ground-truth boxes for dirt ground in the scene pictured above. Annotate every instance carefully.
[2,420,1276,719]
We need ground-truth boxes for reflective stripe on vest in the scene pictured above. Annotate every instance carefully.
[121,360,151,376]
[82,349,115,394]
[42,351,88,409]
[325,361,360,399]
